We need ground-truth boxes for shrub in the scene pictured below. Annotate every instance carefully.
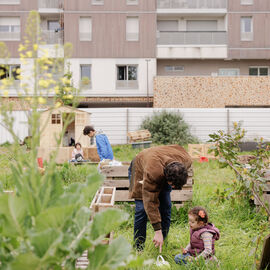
[140,111,198,145]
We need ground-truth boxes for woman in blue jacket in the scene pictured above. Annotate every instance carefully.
[83,125,113,161]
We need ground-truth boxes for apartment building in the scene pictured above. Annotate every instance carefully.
[0,0,156,107]
[1,0,270,108]
[157,0,270,77]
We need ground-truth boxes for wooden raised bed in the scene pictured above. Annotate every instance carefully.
[100,163,194,208]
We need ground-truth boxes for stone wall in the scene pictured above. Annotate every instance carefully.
[154,76,270,108]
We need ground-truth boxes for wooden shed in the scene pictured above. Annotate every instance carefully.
[40,105,90,148]
[38,106,100,163]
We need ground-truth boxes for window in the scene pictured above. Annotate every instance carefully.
[126,16,139,41]
[92,0,103,5]
[249,67,268,76]
[127,0,138,5]
[165,66,184,72]
[52,114,61,124]
[0,65,20,80]
[0,17,20,40]
[241,16,253,41]
[218,69,240,76]
[48,20,60,31]
[157,20,178,31]
[117,65,137,81]
[79,17,92,41]
[80,65,91,87]
[0,0,20,4]
[241,0,253,5]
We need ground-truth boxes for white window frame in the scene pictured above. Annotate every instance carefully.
[218,68,240,76]
[249,66,269,76]
[79,17,92,41]
[241,0,253,5]
[165,66,184,72]
[92,0,104,5]
[241,16,253,41]
[126,16,139,41]
[0,65,21,80]
[80,64,91,88]
[117,65,138,81]
[127,0,138,5]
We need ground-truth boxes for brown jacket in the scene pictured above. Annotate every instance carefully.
[129,145,192,231]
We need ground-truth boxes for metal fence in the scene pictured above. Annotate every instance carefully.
[2,108,270,145]
[157,31,227,45]
[38,0,63,9]
[157,0,227,9]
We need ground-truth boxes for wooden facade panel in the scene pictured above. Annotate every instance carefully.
[64,13,156,58]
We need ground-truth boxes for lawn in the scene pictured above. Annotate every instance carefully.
[0,144,269,269]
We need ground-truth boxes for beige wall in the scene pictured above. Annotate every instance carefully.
[157,59,270,76]
[0,0,37,11]
[228,0,270,59]
[154,76,270,108]
[64,13,156,58]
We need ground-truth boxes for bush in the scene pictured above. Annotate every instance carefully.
[140,111,198,145]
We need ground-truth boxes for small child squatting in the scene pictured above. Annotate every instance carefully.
[175,206,220,264]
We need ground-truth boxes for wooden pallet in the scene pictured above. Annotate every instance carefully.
[254,170,270,210]
[101,165,194,204]
[76,187,115,269]
[188,144,216,160]
[127,130,151,143]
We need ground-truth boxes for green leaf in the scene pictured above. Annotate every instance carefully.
[10,252,41,270]
[90,209,129,241]
[36,205,75,231]
[30,228,63,258]
[88,236,131,270]
[0,194,27,237]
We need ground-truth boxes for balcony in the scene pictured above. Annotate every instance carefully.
[157,0,227,9]
[157,31,227,45]
[0,32,20,41]
[0,0,20,4]
[157,0,227,15]
[41,30,63,45]
[38,0,63,13]
[157,31,227,59]
[116,80,138,89]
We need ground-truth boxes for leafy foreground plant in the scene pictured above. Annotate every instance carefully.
[0,11,134,270]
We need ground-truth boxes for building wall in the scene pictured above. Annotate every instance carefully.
[228,0,270,59]
[64,13,156,58]
[68,58,156,96]
[154,76,270,108]
[157,59,270,76]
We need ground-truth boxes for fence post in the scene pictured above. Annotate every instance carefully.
[126,108,129,144]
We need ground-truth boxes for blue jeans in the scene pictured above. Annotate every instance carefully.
[133,184,172,250]
[175,253,191,264]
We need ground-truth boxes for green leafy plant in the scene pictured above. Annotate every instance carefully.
[0,11,133,269]
[140,111,198,145]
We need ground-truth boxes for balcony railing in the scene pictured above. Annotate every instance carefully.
[157,31,227,45]
[0,32,20,41]
[116,80,138,89]
[0,0,20,4]
[38,0,63,9]
[41,30,63,45]
[157,0,227,9]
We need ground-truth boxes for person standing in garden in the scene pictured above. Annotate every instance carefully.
[128,145,192,251]
[83,125,114,161]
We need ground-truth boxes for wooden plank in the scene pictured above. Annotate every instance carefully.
[114,189,192,202]
[100,165,129,177]
[103,177,193,189]
[127,129,151,143]
[258,234,270,270]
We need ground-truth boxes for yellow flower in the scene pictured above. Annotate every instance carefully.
[38,97,46,104]
[26,51,33,58]
[55,101,62,108]
[38,79,49,88]
[66,94,73,99]
[61,77,70,85]
[3,90,9,97]
[54,85,60,94]
[46,73,52,78]
[33,44,38,51]
[18,44,26,52]
[64,86,71,93]
[16,68,21,74]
